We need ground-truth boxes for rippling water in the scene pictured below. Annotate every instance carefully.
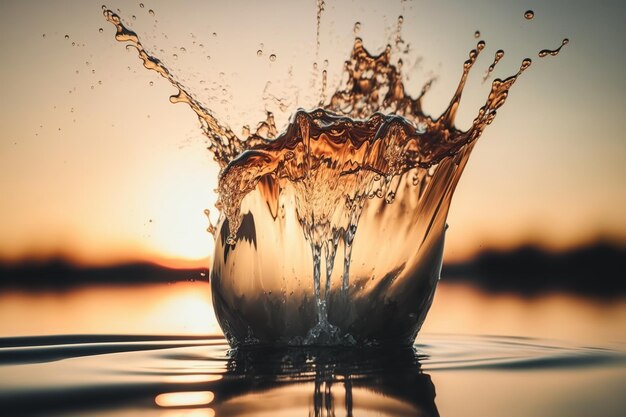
[1,333,624,417]
[1,283,625,416]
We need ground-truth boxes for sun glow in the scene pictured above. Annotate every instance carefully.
[141,152,219,264]
[148,283,220,335]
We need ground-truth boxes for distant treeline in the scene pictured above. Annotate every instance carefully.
[443,242,625,298]
[0,260,208,290]
[1,242,624,297]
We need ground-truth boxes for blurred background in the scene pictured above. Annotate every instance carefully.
[0,0,625,346]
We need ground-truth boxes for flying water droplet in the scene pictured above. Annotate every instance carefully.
[538,38,569,58]
[269,54,277,62]
[524,10,534,20]
[483,49,505,82]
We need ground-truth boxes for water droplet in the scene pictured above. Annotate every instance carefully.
[172,53,178,59]
[139,2,144,8]
[99,28,103,33]
[149,81,154,86]
[212,32,217,37]
[524,10,534,20]
[353,21,361,34]
[538,39,569,58]
[71,42,76,46]
[148,9,155,16]
[474,30,480,38]
[256,49,263,57]
[64,34,69,40]
[269,54,277,62]
[398,15,404,24]
[180,47,186,52]
[132,15,136,20]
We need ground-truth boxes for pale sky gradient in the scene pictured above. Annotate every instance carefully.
[0,0,625,266]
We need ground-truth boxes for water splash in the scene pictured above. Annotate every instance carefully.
[103,8,243,168]
[483,49,505,82]
[316,0,325,53]
[103,7,562,346]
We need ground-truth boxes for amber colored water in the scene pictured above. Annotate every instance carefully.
[102,7,558,346]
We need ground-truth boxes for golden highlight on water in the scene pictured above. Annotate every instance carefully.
[103,6,566,346]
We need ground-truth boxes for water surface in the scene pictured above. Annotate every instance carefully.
[1,283,625,416]
[1,333,624,417]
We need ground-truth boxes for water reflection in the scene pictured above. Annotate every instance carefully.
[155,390,215,407]
[218,346,438,417]
[0,336,438,416]
[2,282,624,344]
[1,334,624,416]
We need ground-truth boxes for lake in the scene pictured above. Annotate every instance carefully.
[1,281,625,416]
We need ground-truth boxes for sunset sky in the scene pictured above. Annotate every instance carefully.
[1,0,624,267]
